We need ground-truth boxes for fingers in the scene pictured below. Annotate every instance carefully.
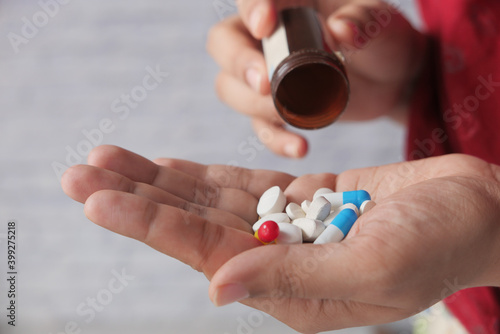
[149,160,296,200]
[208,17,270,95]
[215,71,309,158]
[86,145,292,199]
[283,172,337,203]
[326,2,424,83]
[252,118,308,158]
[236,0,277,39]
[84,190,262,278]
[64,145,297,222]
[61,165,254,231]
[236,0,316,39]
[66,145,263,219]
[326,1,375,49]
[86,144,158,184]
[215,71,274,118]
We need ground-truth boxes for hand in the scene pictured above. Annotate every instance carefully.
[62,145,500,333]
[207,0,427,158]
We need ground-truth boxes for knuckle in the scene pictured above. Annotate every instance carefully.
[228,167,251,191]
[192,179,220,208]
[153,158,176,169]
[181,201,208,220]
[206,165,236,189]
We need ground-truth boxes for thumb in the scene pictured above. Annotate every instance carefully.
[208,241,373,307]
[325,2,422,82]
[326,2,381,51]
[237,0,316,39]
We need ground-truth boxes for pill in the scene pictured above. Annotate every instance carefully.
[257,186,287,217]
[276,222,303,244]
[360,200,376,215]
[321,190,371,209]
[286,202,306,220]
[255,220,280,244]
[322,203,359,227]
[292,218,325,242]
[301,200,311,213]
[314,207,358,244]
[313,187,334,200]
[253,213,290,232]
[322,210,338,227]
[306,196,331,221]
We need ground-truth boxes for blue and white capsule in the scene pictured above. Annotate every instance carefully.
[313,206,359,244]
[317,190,371,209]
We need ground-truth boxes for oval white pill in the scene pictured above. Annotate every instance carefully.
[286,202,306,220]
[360,200,376,215]
[253,213,290,232]
[320,192,344,208]
[276,223,303,244]
[257,186,287,217]
[313,187,334,200]
[292,218,325,242]
[301,200,311,213]
[306,196,331,221]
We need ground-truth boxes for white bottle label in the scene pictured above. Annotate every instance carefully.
[262,18,289,82]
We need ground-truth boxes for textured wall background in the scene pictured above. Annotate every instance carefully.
[0,1,419,333]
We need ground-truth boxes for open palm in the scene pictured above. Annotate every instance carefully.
[62,145,500,333]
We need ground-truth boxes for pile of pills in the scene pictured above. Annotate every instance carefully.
[253,186,376,245]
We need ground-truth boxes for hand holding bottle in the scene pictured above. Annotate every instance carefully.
[207,0,427,157]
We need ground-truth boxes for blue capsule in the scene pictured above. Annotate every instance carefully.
[313,206,358,244]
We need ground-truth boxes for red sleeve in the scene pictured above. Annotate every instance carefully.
[407,1,500,333]
[405,37,450,160]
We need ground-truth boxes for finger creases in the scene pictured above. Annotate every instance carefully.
[82,146,263,222]
[85,190,261,278]
[62,163,256,230]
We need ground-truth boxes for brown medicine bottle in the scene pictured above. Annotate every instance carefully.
[262,7,350,129]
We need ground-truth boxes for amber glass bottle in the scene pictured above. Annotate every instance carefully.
[262,7,350,129]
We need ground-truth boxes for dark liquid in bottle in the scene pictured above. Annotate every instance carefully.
[274,61,349,129]
[266,7,350,130]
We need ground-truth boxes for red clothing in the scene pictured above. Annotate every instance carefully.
[407,0,500,332]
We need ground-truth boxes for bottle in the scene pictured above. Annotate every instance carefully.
[262,6,350,129]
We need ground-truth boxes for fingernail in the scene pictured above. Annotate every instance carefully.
[245,67,262,93]
[213,283,249,307]
[284,144,300,158]
[249,5,265,37]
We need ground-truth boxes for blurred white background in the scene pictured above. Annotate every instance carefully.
[0,0,420,333]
